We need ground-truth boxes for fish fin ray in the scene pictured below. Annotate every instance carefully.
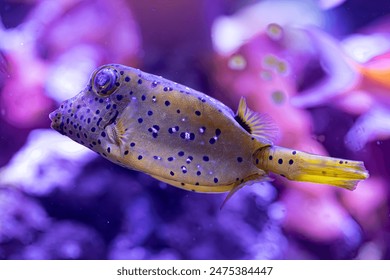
[109,104,138,154]
[255,146,369,190]
[235,97,278,143]
[220,174,272,209]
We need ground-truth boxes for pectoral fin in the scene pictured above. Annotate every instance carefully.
[106,102,138,155]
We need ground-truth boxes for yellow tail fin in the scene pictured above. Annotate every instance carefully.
[254,146,369,190]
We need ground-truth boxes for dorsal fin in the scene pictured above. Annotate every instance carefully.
[235,97,278,143]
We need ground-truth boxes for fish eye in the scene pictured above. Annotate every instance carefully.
[91,66,119,96]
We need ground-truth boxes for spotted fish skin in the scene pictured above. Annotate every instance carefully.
[49,64,269,193]
[50,64,369,198]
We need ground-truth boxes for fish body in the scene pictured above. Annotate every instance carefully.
[50,64,369,198]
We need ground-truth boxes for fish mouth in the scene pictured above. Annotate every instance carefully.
[49,109,65,134]
[49,110,57,122]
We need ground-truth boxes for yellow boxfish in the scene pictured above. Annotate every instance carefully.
[49,64,369,203]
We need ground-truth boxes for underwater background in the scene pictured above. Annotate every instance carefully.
[0,0,389,260]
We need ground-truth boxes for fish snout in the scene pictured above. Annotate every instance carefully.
[49,109,64,134]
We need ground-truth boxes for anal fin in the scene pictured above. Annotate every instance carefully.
[150,172,271,209]
[220,174,273,209]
